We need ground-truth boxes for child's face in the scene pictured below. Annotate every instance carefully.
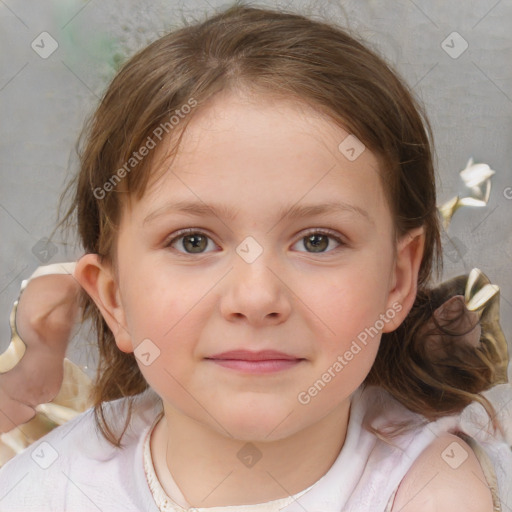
[85,91,422,441]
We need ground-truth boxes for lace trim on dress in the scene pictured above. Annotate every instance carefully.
[142,416,316,512]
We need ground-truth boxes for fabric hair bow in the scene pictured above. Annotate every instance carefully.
[418,268,509,385]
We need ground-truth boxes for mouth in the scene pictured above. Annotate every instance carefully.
[205,350,305,374]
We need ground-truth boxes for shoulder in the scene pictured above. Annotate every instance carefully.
[0,408,96,509]
[1,389,159,471]
[0,392,160,509]
[391,432,494,512]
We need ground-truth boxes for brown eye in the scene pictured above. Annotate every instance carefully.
[293,230,345,254]
[166,230,215,254]
[181,233,208,253]
[304,234,329,252]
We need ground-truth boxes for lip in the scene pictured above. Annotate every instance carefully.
[206,350,304,374]
[207,350,300,361]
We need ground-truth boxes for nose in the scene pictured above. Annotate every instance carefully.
[219,246,292,326]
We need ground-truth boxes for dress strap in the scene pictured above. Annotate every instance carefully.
[454,431,502,512]
[384,487,397,512]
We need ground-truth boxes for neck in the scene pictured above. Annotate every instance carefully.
[150,400,352,507]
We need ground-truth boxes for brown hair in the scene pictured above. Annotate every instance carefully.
[57,3,504,446]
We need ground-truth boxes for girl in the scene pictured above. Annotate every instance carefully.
[0,4,511,511]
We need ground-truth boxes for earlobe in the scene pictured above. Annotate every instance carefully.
[382,226,426,333]
[73,254,133,353]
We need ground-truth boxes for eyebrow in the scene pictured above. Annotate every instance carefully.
[143,199,374,226]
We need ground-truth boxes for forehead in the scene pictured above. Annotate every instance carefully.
[126,91,390,229]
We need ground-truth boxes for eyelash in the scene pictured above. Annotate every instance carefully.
[164,228,347,256]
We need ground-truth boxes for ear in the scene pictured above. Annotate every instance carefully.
[382,226,426,333]
[73,254,133,353]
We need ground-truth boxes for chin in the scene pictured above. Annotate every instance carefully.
[216,403,301,443]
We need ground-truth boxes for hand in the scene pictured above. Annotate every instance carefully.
[0,273,81,433]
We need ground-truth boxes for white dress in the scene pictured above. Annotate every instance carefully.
[0,383,510,511]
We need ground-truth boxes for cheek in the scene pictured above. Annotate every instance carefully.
[310,273,386,336]
[302,268,390,379]
[119,265,194,339]
[132,321,198,396]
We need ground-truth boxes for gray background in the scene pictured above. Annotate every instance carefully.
[1,0,511,380]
